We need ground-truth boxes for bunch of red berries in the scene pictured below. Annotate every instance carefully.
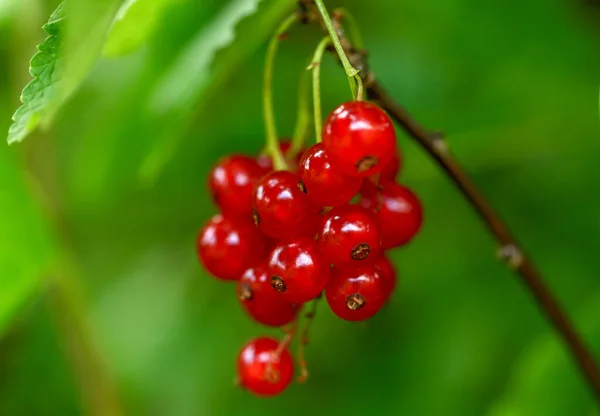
[197,100,423,397]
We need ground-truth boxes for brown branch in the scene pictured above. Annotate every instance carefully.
[300,0,600,400]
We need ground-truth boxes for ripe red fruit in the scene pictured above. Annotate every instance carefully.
[208,155,264,217]
[238,264,299,327]
[325,265,388,321]
[253,170,317,239]
[196,215,267,280]
[375,255,397,300]
[360,182,423,249]
[298,143,362,207]
[268,237,330,303]
[237,337,294,397]
[322,101,396,177]
[318,204,382,267]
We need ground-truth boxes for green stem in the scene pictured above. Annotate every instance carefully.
[333,8,364,50]
[308,37,331,143]
[290,68,311,156]
[263,13,298,170]
[314,0,360,100]
[355,74,364,101]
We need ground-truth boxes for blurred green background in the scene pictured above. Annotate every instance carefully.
[1,0,600,414]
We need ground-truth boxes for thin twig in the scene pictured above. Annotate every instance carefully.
[300,0,600,400]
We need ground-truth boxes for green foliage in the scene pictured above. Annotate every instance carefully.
[104,0,184,57]
[139,0,294,182]
[7,3,65,144]
[0,150,54,333]
[488,295,600,416]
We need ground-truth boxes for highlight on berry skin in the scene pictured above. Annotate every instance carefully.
[193,3,424,398]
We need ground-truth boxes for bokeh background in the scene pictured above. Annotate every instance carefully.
[1,0,600,414]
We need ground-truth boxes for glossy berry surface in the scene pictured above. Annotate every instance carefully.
[237,337,294,397]
[208,155,264,218]
[325,264,388,321]
[360,182,423,249]
[375,255,397,300]
[253,170,317,239]
[322,101,396,177]
[268,237,330,303]
[318,204,382,267]
[197,215,267,280]
[238,264,299,327]
[298,143,362,207]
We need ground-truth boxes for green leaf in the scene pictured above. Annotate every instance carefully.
[7,1,122,145]
[103,0,184,57]
[139,0,294,182]
[0,150,55,335]
[59,0,121,113]
[6,3,65,144]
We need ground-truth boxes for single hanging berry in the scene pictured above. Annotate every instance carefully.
[318,204,382,267]
[325,264,388,321]
[253,170,318,239]
[268,237,330,303]
[237,337,294,397]
[238,264,299,327]
[360,182,423,248]
[322,101,396,177]
[298,143,362,207]
[208,155,264,218]
[196,214,267,280]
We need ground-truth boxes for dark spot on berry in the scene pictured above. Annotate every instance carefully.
[238,283,253,301]
[346,293,366,311]
[351,243,371,260]
[297,180,307,194]
[252,208,260,226]
[356,156,378,173]
[270,276,287,292]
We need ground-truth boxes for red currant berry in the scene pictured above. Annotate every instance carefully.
[253,170,317,239]
[196,215,267,280]
[375,255,397,300]
[298,143,362,207]
[237,337,294,397]
[322,101,396,177]
[360,182,423,249]
[318,204,382,267]
[325,264,388,321]
[238,264,299,327]
[208,155,264,217]
[268,237,330,303]
[380,149,402,181]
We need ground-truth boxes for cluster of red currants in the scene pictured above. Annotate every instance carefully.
[197,100,423,397]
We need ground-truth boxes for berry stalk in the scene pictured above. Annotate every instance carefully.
[290,68,311,158]
[308,37,331,142]
[313,0,360,99]
[263,13,298,171]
